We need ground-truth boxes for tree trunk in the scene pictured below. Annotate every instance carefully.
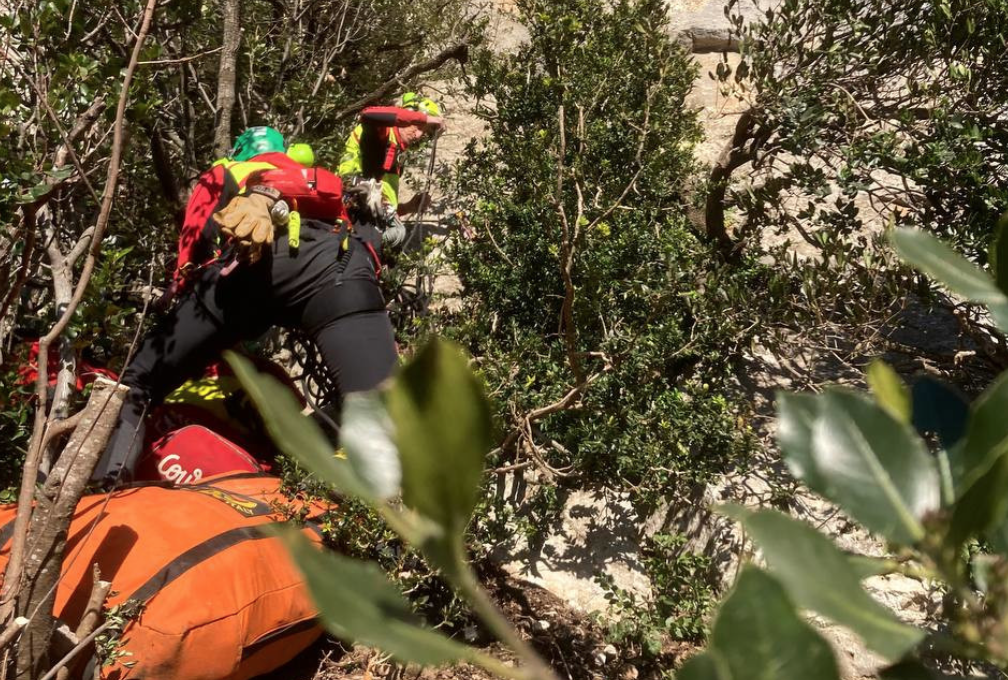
[40,209,77,475]
[15,379,129,680]
[212,0,242,157]
[149,124,185,228]
[703,107,760,257]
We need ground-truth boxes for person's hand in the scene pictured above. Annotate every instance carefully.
[213,191,276,263]
[424,115,445,135]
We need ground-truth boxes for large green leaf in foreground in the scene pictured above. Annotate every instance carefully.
[226,351,372,500]
[274,527,471,666]
[948,372,1008,546]
[891,228,1008,333]
[866,360,911,424]
[710,567,841,680]
[777,392,828,491]
[721,506,923,661]
[676,651,732,680]
[387,339,493,576]
[781,389,940,544]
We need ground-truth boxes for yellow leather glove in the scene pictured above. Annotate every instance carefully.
[213,189,278,263]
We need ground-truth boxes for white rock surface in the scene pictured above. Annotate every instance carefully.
[494,485,653,614]
[668,0,769,52]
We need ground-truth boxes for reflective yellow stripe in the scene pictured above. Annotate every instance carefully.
[220,160,278,186]
[288,211,301,248]
[164,377,234,404]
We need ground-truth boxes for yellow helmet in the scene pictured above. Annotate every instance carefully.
[401,92,441,117]
[286,143,315,166]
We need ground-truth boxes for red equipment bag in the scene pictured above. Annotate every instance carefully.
[135,425,266,484]
[247,166,350,226]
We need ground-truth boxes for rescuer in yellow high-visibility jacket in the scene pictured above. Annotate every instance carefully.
[338,92,444,216]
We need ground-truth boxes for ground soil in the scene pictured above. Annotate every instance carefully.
[258,564,693,680]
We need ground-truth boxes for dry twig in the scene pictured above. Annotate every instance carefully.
[0,0,159,641]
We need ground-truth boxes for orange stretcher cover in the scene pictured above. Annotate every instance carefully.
[0,474,330,679]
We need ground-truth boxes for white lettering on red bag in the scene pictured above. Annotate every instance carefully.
[157,453,204,485]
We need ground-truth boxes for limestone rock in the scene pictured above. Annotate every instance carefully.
[668,0,770,53]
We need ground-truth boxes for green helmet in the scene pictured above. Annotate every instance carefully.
[231,126,285,161]
[401,92,441,117]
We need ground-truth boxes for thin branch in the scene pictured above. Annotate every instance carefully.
[553,105,584,385]
[21,72,101,204]
[66,227,96,269]
[138,46,222,66]
[39,411,85,455]
[0,0,159,624]
[38,620,113,680]
[0,209,38,338]
[496,373,602,456]
[332,40,471,122]
[0,616,26,654]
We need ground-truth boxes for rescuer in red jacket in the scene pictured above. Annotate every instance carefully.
[94,127,397,486]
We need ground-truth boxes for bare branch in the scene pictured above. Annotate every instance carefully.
[139,45,222,66]
[0,210,38,340]
[553,105,584,385]
[0,0,159,628]
[212,0,241,157]
[332,40,471,122]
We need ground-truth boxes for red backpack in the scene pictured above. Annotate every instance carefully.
[175,153,350,283]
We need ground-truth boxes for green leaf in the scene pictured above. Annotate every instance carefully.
[867,360,911,423]
[988,212,1008,295]
[225,352,372,500]
[810,389,939,544]
[776,392,827,490]
[720,506,924,661]
[891,228,1008,332]
[710,567,841,680]
[386,339,492,575]
[910,377,968,450]
[950,372,1008,490]
[676,651,732,680]
[47,165,74,182]
[847,554,897,580]
[272,527,471,665]
[947,372,1008,546]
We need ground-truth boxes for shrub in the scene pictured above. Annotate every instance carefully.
[709,0,1008,260]
[448,0,763,525]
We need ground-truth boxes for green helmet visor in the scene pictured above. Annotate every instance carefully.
[232,126,285,161]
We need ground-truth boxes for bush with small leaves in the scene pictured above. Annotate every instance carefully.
[709,0,1008,261]
[448,0,767,533]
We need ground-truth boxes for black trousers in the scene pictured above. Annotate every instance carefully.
[94,230,396,485]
